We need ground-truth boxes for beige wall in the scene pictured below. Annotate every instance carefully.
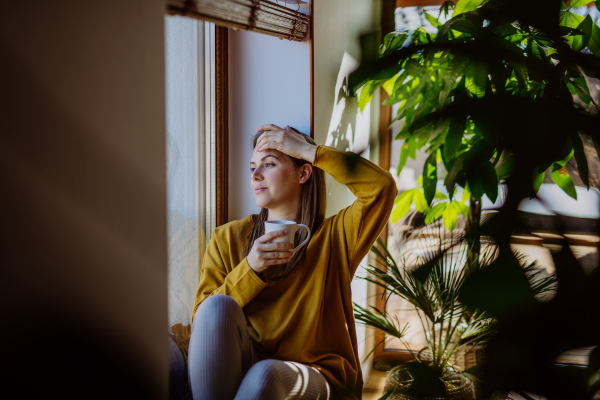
[313,0,382,215]
[0,1,168,397]
[228,28,311,221]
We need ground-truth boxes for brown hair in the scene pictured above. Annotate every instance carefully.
[243,127,327,281]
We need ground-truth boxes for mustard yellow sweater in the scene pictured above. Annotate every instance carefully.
[192,145,397,399]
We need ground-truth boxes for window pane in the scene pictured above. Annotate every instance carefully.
[165,16,217,330]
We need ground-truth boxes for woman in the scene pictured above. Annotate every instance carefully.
[188,124,397,400]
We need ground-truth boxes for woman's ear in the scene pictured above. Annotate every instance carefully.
[299,164,312,184]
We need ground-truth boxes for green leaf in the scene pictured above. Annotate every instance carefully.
[423,152,438,206]
[439,54,469,108]
[434,191,449,200]
[569,0,592,8]
[531,41,549,63]
[588,25,600,56]
[425,202,448,224]
[571,132,590,188]
[567,78,593,105]
[391,189,414,223]
[465,60,488,98]
[481,161,499,203]
[467,172,484,199]
[445,155,465,198]
[443,202,459,231]
[405,59,426,77]
[359,80,382,112]
[560,11,585,29]
[379,32,409,57]
[462,185,471,202]
[551,167,578,200]
[455,201,469,216]
[413,189,430,213]
[450,19,478,35]
[533,168,545,194]
[463,139,495,170]
[424,12,441,28]
[597,0,600,13]
[499,155,514,179]
[397,137,417,175]
[459,251,536,318]
[453,0,483,17]
[382,74,399,96]
[465,158,498,202]
[444,116,466,158]
[555,149,574,168]
[572,15,593,51]
[377,387,396,400]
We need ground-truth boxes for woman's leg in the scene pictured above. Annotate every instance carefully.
[188,294,258,400]
[234,359,331,400]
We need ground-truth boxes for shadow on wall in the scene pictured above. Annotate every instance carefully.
[328,94,357,152]
[325,52,366,153]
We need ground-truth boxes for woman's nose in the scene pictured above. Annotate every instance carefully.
[252,168,263,180]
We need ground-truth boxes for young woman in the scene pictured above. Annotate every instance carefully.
[188,124,397,400]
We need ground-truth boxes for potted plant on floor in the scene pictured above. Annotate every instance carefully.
[354,218,556,400]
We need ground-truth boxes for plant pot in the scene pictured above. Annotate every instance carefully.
[383,364,476,400]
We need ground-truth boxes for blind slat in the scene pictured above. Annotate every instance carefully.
[168,0,310,42]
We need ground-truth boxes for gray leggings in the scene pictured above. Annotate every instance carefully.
[188,294,331,400]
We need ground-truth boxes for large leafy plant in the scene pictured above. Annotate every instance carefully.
[348,0,600,270]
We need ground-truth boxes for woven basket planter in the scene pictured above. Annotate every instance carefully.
[383,364,476,400]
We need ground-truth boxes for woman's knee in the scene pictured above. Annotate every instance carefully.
[193,295,243,330]
[237,360,291,398]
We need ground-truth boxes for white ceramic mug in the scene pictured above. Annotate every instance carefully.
[264,220,311,254]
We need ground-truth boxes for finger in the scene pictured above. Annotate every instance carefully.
[257,230,289,243]
[256,134,271,150]
[262,250,294,260]
[266,258,291,266]
[260,242,294,251]
[256,124,283,132]
[256,133,275,150]
[258,138,281,152]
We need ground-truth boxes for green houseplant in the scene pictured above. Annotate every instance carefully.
[349,0,600,398]
[348,0,600,272]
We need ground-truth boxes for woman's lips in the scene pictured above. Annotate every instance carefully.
[254,187,267,194]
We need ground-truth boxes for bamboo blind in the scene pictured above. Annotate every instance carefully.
[168,0,310,42]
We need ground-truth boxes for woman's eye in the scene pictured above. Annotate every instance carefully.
[265,163,275,167]
[250,168,255,173]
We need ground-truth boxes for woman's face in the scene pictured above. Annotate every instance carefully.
[250,147,304,210]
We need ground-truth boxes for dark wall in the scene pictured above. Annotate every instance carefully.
[0,1,168,398]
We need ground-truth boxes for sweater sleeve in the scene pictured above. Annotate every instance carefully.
[312,145,397,276]
[191,233,267,322]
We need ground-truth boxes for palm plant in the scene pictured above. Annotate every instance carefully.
[354,219,556,399]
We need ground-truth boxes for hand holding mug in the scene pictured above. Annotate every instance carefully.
[247,230,295,274]
[246,221,312,274]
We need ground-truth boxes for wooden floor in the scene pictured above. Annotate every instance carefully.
[362,370,387,400]
[361,370,600,400]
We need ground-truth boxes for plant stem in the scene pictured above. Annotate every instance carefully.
[466,196,482,276]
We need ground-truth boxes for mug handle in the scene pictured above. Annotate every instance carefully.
[291,224,311,254]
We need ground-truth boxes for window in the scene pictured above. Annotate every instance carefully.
[165,16,218,332]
